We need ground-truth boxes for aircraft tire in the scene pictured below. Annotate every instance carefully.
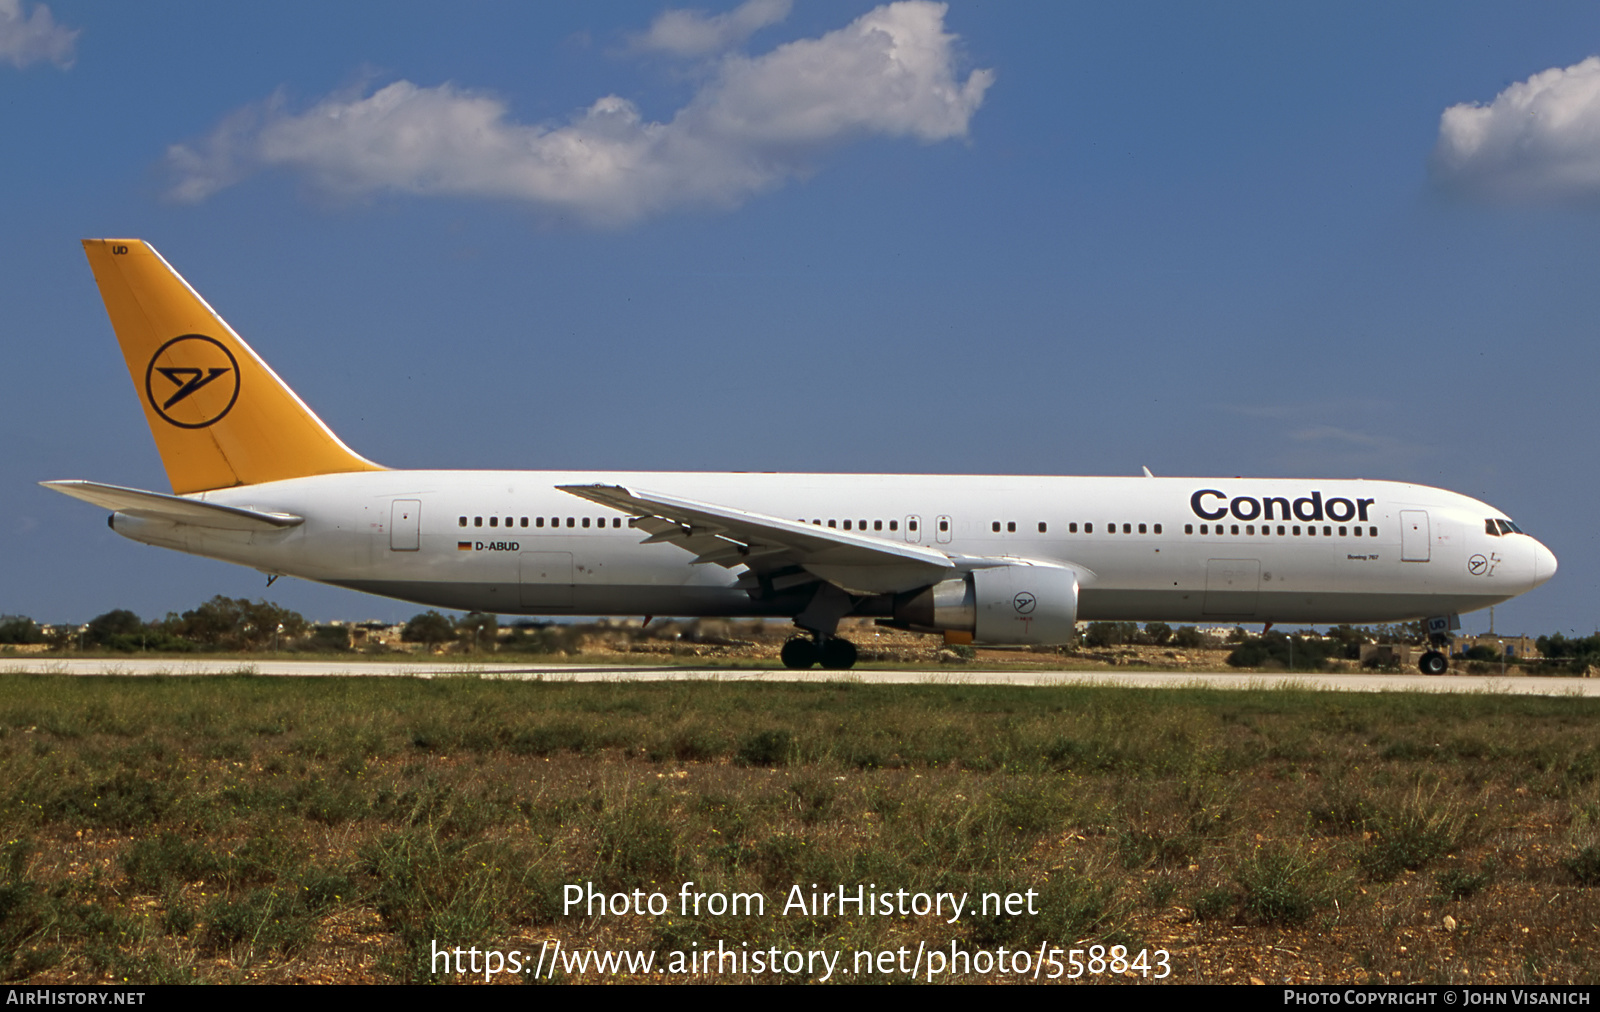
[781,638,818,670]
[819,638,858,670]
[1418,650,1448,676]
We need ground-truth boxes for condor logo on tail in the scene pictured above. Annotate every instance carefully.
[144,334,240,429]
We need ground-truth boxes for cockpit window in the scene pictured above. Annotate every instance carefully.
[1485,519,1500,537]
[1496,519,1523,535]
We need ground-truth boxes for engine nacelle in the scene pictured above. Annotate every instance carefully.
[893,563,1080,645]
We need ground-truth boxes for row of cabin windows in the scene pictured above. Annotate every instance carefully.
[460,515,624,530]
[804,519,904,532]
[802,519,1047,535]
[1056,523,1160,534]
[457,514,1382,540]
[991,521,1052,533]
[1185,523,1379,538]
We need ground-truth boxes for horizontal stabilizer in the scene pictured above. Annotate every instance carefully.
[40,480,304,531]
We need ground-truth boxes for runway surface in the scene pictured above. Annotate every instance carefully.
[1,657,1595,695]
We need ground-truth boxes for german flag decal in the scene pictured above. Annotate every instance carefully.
[457,542,471,551]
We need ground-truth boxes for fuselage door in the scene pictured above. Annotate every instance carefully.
[1400,510,1430,562]
[905,516,922,544]
[936,515,954,544]
[390,500,420,551]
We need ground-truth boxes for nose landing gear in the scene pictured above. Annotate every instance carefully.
[1418,614,1460,675]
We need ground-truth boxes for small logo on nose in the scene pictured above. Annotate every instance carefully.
[1467,554,1488,576]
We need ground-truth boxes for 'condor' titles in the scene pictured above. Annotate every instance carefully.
[1190,489,1374,524]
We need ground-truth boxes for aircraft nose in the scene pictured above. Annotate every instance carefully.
[1532,538,1557,588]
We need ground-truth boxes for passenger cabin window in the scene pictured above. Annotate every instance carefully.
[1039,522,1048,533]
[889,520,898,532]
[474,517,483,528]
[992,521,1001,533]
[458,516,467,527]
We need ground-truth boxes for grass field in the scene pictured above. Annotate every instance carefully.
[0,673,1597,984]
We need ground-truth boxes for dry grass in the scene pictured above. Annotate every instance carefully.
[0,675,1596,984]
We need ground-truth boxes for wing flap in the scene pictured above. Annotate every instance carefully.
[561,483,955,594]
[41,480,304,531]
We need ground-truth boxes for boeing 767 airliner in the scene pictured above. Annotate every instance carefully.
[43,240,1556,673]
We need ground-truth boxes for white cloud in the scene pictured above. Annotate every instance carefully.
[0,0,77,69]
[1434,56,1600,200]
[631,0,791,58]
[165,1,993,225]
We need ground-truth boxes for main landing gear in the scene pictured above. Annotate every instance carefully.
[781,635,858,670]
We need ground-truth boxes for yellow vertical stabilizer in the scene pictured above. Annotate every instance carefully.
[82,239,386,494]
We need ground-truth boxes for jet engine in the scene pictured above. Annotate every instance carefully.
[891,563,1079,645]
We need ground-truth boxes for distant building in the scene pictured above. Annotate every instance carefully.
[1359,643,1412,668]
[1454,634,1540,660]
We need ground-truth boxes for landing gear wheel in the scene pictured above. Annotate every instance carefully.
[1419,650,1448,676]
[781,638,818,670]
[818,638,858,671]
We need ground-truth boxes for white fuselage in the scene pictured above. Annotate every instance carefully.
[107,471,1555,626]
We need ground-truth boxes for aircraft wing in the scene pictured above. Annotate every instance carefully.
[559,483,955,595]
[40,480,305,531]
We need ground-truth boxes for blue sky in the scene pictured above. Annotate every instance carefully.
[3,1,1598,636]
